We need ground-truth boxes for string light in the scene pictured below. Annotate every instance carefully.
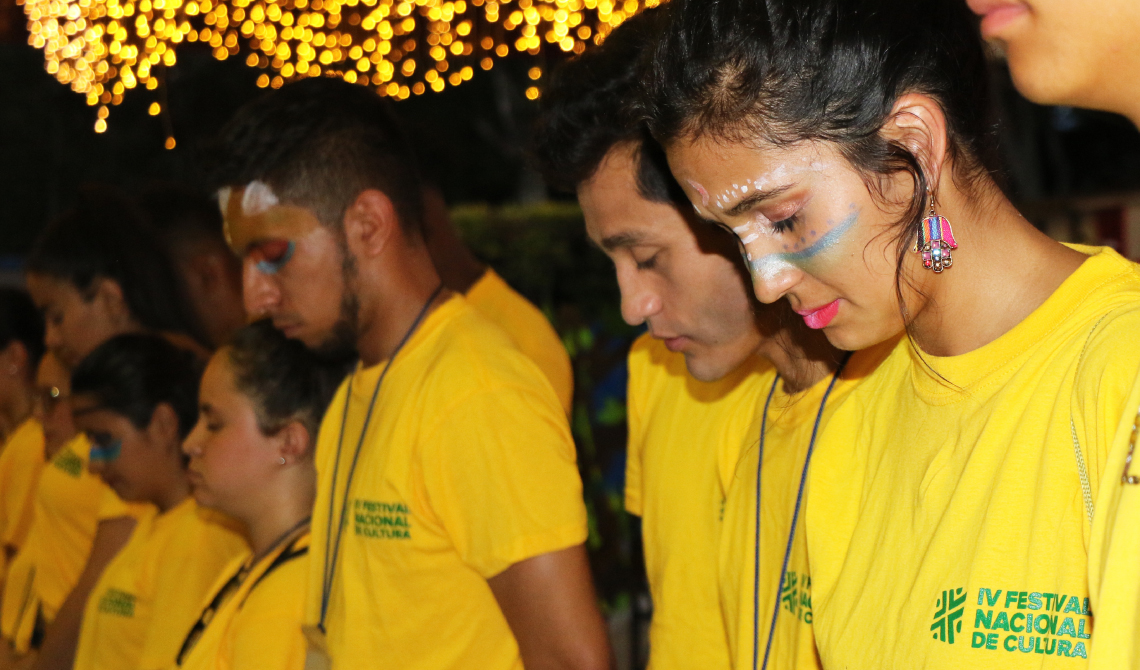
[21,0,659,132]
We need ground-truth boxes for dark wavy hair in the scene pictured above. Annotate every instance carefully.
[206,77,424,236]
[531,5,685,205]
[225,320,347,440]
[0,289,44,372]
[641,0,1000,269]
[26,187,208,346]
[71,333,204,439]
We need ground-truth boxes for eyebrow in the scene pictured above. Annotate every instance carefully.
[722,184,794,217]
[598,231,648,252]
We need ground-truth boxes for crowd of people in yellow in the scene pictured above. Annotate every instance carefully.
[0,0,1139,668]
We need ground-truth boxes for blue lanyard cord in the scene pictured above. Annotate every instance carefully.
[754,352,852,670]
[318,283,445,631]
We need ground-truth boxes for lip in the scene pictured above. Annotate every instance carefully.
[795,300,840,330]
[658,335,689,352]
[966,0,1029,38]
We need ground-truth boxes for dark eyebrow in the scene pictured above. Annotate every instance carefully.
[722,184,794,217]
[599,231,647,252]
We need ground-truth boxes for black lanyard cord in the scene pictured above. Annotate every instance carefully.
[319,283,445,632]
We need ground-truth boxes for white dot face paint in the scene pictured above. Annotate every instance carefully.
[241,180,280,217]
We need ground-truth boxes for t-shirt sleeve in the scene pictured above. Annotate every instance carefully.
[624,347,646,518]
[419,385,587,579]
[229,564,308,670]
[1071,307,1140,668]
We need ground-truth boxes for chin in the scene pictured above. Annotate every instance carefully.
[684,352,744,383]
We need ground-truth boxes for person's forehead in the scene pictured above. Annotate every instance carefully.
[219,183,322,254]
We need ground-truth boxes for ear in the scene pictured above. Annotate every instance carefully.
[0,341,28,376]
[91,278,133,327]
[147,403,184,455]
[342,189,403,259]
[276,420,311,465]
[879,93,950,193]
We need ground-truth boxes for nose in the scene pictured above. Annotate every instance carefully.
[44,321,64,353]
[183,421,204,459]
[243,260,282,319]
[617,270,663,327]
[749,256,805,305]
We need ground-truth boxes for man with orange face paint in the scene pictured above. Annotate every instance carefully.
[965,1,1140,667]
[533,9,851,670]
[209,78,611,670]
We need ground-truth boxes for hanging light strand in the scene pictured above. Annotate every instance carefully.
[21,0,660,131]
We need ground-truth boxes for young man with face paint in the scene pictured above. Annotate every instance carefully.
[967,1,1140,666]
[209,78,611,670]
[534,9,858,670]
[646,0,1140,667]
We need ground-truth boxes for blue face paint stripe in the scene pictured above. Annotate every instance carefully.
[89,439,122,463]
[746,211,858,274]
[255,240,296,275]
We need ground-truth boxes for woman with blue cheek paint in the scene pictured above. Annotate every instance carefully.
[66,334,246,670]
[643,0,1140,668]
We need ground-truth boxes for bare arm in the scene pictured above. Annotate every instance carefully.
[488,544,613,670]
[31,516,136,670]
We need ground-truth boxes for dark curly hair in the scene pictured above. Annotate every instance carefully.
[225,320,348,440]
[206,77,424,237]
[531,5,685,205]
[71,333,205,439]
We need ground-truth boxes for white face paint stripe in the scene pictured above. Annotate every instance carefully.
[241,180,280,217]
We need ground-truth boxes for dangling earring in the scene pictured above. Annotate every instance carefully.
[914,191,958,273]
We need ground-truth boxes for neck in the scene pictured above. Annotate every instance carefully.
[758,324,842,394]
[154,475,191,514]
[1,388,34,437]
[905,182,1087,357]
[354,241,449,367]
[242,466,315,558]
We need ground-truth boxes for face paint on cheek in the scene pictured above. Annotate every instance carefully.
[746,210,860,279]
[89,438,122,463]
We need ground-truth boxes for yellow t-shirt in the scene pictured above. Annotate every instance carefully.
[719,342,893,670]
[808,247,1140,668]
[624,333,774,670]
[74,497,247,670]
[1089,446,1140,668]
[305,295,587,670]
[177,530,309,670]
[0,419,46,580]
[0,435,140,651]
[466,268,574,415]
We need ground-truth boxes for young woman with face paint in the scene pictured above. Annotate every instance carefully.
[67,335,246,670]
[968,1,1140,666]
[174,321,343,670]
[645,0,1140,667]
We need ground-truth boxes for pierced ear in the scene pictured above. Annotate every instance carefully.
[148,403,183,454]
[342,189,402,259]
[276,420,312,464]
[880,93,951,194]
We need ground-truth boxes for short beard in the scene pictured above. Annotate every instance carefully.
[311,249,361,365]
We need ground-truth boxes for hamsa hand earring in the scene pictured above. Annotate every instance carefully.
[914,192,957,273]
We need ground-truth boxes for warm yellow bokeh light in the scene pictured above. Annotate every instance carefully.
[23,0,648,128]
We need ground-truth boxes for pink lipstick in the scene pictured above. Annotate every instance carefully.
[796,300,840,330]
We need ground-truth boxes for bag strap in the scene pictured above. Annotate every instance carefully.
[1070,314,1111,527]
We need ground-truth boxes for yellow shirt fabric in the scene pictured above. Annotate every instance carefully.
[305,295,587,670]
[74,497,246,670]
[466,268,574,415]
[0,434,139,651]
[624,333,774,670]
[1089,451,1140,668]
[808,247,1140,668]
[718,343,893,670]
[177,531,309,670]
[0,419,45,582]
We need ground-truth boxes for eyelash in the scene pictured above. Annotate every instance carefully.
[769,213,799,234]
[636,255,658,271]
